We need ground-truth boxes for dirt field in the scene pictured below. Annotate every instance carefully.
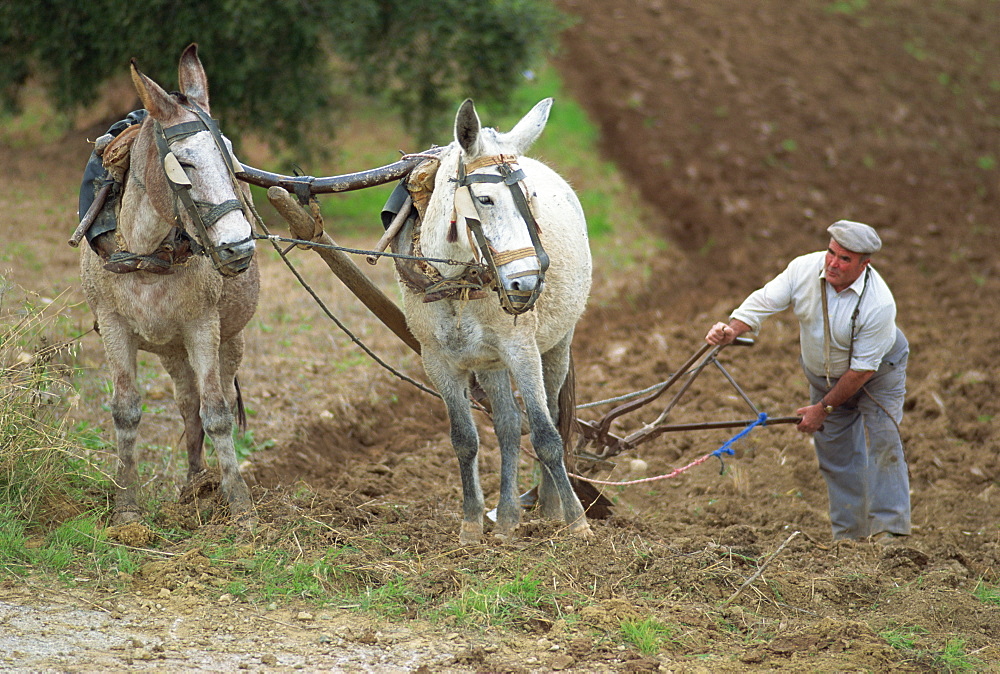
[2,1,999,671]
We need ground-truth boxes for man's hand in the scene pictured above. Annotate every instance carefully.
[706,321,738,346]
[795,402,828,433]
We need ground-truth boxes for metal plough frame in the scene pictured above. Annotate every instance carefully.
[574,339,801,461]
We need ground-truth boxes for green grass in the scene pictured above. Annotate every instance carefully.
[0,512,32,573]
[0,285,133,581]
[621,617,683,655]
[1,290,108,521]
[71,421,113,452]
[233,428,275,463]
[0,508,143,581]
[881,624,983,672]
[824,0,869,15]
[46,515,142,575]
[933,638,980,673]
[354,576,427,617]
[0,242,41,271]
[0,88,73,147]
[442,572,552,627]
[881,624,927,651]
[972,580,1000,605]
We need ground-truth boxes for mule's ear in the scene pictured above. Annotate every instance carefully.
[505,97,552,154]
[455,98,481,155]
[177,43,210,113]
[130,58,175,120]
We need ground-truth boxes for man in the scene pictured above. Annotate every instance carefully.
[705,220,910,544]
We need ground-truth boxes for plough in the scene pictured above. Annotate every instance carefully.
[574,340,802,462]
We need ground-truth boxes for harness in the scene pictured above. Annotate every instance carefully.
[150,100,254,276]
[455,154,549,316]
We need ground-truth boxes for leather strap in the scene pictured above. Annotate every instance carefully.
[821,275,833,386]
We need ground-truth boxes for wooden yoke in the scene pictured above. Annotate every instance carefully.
[266,186,422,355]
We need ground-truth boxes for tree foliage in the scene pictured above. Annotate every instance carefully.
[0,0,562,150]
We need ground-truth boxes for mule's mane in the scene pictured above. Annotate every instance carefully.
[168,91,190,105]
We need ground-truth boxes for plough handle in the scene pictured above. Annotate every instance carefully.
[634,415,802,435]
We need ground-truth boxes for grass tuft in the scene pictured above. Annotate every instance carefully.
[0,283,121,576]
[621,616,683,655]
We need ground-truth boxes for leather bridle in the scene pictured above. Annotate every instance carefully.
[152,101,254,276]
[455,154,549,315]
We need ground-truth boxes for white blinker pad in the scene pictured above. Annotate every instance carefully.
[163,152,192,186]
[454,185,479,223]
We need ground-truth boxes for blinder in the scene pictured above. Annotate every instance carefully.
[456,156,549,315]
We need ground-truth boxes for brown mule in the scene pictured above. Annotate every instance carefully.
[80,44,259,525]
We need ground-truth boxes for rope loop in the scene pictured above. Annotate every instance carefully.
[713,412,768,458]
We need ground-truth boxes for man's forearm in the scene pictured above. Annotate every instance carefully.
[821,369,875,408]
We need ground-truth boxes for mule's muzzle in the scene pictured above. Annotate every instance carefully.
[506,270,541,295]
[500,268,545,314]
[214,238,255,276]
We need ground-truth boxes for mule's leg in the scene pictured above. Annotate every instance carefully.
[217,334,251,502]
[184,323,252,520]
[537,331,574,520]
[424,354,484,544]
[99,315,144,524]
[508,344,592,539]
[475,369,524,539]
[157,351,206,481]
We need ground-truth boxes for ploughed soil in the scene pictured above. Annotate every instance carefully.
[2,1,999,671]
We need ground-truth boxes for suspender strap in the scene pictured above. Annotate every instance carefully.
[821,275,833,386]
[821,266,871,386]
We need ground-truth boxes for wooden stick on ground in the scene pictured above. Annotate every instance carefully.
[722,530,800,606]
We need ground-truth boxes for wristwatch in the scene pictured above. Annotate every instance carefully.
[822,403,835,414]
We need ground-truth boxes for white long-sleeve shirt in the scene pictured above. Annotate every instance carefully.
[731,251,898,378]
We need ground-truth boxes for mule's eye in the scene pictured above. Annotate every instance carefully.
[179,160,196,170]
[477,196,493,205]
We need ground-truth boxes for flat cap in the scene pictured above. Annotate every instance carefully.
[827,219,881,254]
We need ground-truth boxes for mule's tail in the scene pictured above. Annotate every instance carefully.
[558,351,613,519]
[234,376,247,432]
[557,351,577,456]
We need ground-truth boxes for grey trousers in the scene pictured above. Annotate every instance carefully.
[803,328,910,540]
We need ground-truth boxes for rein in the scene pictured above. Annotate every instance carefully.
[456,154,549,315]
[151,101,253,276]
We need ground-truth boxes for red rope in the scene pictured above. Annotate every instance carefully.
[568,450,717,486]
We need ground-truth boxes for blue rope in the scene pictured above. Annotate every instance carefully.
[713,413,769,469]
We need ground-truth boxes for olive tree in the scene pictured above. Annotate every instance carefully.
[0,0,562,150]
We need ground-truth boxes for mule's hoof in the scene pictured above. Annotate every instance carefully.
[225,489,253,518]
[493,524,517,541]
[111,508,143,526]
[233,512,258,530]
[569,520,593,540]
[459,521,484,546]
